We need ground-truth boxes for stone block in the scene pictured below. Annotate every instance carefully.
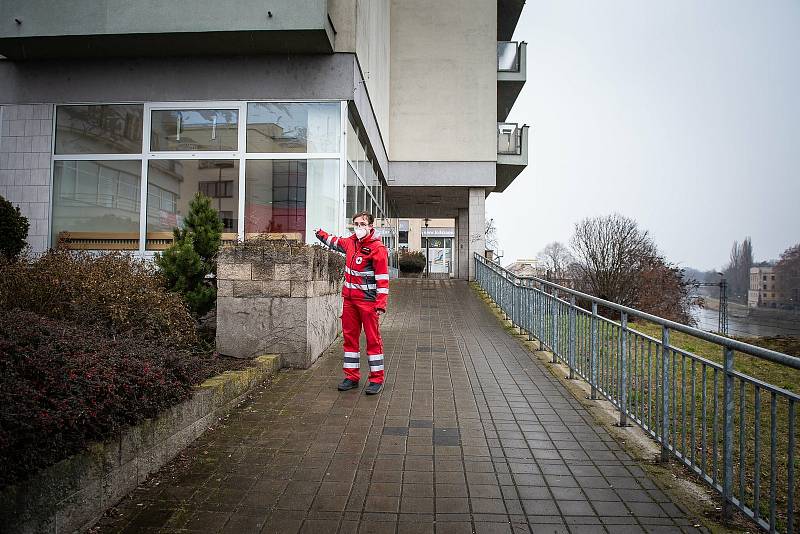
[7,152,22,169]
[32,104,52,120]
[217,279,233,297]
[218,262,251,281]
[16,105,33,120]
[37,153,51,170]
[0,135,16,153]
[251,261,274,280]
[2,104,16,120]
[233,280,262,297]
[262,280,291,297]
[30,168,49,185]
[275,262,310,281]
[36,185,50,202]
[290,280,308,297]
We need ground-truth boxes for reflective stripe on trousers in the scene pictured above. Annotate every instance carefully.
[341,298,385,384]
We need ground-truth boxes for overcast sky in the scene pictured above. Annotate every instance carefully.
[488,0,800,271]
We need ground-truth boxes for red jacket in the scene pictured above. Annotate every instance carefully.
[315,229,390,311]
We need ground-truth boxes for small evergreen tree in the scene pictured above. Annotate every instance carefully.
[155,193,222,317]
[183,193,223,267]
[0,195,29,260]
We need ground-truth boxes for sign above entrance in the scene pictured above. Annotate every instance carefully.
[421,227,454,237]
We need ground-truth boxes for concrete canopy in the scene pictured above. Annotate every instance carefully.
[387,186,473,219]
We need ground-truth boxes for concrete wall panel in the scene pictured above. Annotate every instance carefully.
[389,0,496,162]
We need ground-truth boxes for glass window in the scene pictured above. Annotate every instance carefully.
[146,159,239,248]
[357,180,365,215]
[399,231,409,245]
[55,104,143,155]
[150,109,238,151]
[245,159,337,243]
[347,117,359,164]
[346,164,359,228]
[52,160,142,245]
[247,103,340,153]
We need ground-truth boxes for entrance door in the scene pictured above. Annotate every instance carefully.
[423,237,453,275]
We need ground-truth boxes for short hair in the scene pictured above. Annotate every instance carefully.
[351,211,374,224]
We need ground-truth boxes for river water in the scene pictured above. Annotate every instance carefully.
[691,305,800,338]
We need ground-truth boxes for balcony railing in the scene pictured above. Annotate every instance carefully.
[497,123,523,155]
[497,41,521,72]
[475,253,800,533]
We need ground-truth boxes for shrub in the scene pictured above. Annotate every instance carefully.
[399,250,426,273]
[0,250,199,349]
[156,193,222,316]
[0,310,232,488]
[0,195,29,260]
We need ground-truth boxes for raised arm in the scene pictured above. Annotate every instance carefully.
[315,228,349,254]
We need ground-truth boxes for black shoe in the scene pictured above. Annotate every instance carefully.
[338,379,359,391]
[364,382,383,395]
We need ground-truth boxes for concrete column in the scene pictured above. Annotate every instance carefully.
[456,209,469,280]
[468,187,486,281]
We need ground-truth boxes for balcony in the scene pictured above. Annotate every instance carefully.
[0,0,334,59]
[497,0,525,41]
[496,122,528,192]
[497,41,526,121]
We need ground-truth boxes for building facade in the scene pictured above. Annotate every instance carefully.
[0,0,527,280]
[748,265,782,308]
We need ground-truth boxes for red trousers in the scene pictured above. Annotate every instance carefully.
[342,298,384,384]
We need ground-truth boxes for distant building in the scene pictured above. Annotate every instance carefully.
[748,265,782,308]
[505,259,546,278]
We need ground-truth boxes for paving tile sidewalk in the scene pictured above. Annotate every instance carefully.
[97,279,707,534]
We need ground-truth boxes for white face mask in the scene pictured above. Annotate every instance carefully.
[354,226,369,240]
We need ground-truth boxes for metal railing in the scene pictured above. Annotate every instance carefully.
[474,253,799,533]
[498,123,523,155]
[498,41,521,72]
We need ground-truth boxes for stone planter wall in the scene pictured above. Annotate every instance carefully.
[0,355,281,534]
[216,243,344,368]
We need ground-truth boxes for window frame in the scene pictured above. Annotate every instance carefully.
[52,100,353,253]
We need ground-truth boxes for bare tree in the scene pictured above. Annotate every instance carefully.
[570,214,658,306]
[485,218,499,256]
[724,237,753,303]
[775,243,800,309]
[569,213,693,322]
[536,241,573,281]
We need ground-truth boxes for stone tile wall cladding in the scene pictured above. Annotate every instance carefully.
[0,104,53,254]
[216,243,345,368]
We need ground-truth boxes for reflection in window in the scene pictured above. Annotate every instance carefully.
[55,105,143,155]
[146,160,239,247]
[245,159,338,243]
[150,110,238,151]
[247,103,340,153]
[52,160,142,243]
[346,165,358,227]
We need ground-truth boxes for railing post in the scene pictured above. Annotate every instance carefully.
[722,345,735,521]
[568,295,576,379]
[551,289,559,363]
[590,301,598,400]
[661,326,671,463]
[526,280,534,341]
[619,312,628,427]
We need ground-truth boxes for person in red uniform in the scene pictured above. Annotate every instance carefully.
[315,211,389,395]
